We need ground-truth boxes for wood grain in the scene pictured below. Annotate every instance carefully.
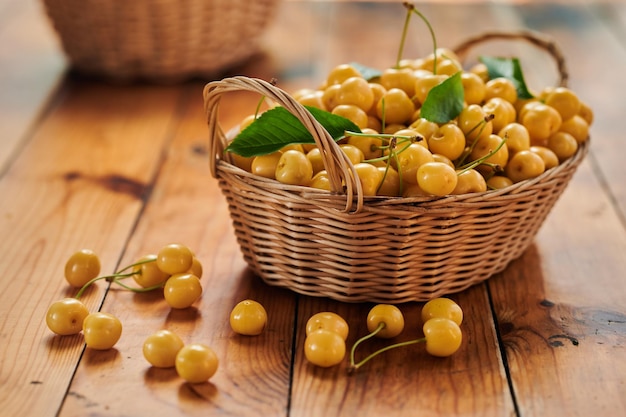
[0,0,64,172]
[0,81,183,417]
[0,1,625,417]
[290,288,514,417]
[489,160,626,417]
[58,83,298,417]
[482,4,626,416]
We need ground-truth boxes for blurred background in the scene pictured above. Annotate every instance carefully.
[1,0,624,171]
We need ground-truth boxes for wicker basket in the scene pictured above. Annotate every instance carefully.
[42,0,280,82]
[203,31,589,303]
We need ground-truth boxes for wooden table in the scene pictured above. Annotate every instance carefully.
[1,1,625,416]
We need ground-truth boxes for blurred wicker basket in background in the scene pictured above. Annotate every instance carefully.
[203,31,589,304]
[42,0,280,82]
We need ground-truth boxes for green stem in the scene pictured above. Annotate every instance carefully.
[375,136,401,195]
[254,96,266,119]
[376,158,393,195]
[344,131,417,143]
[380,97,387,133]
[396,3,414,67]
[408,4,438,75]
[393,140,414,154]
[74,271,136,299]
[112,278,165,293]
[393,149,405,196]
[350,337,427,372]
[455,115,495,167]
[74,257,164,299]
[456,135,508,176]
[253,79,277,118]
[467,114,495,140]
[350,322,385,370]
[115,257,156,274]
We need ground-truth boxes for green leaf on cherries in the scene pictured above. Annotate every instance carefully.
[420,71,465,124]
[225,106,361,157]
[349,62,382,81]
[480,55,535,99]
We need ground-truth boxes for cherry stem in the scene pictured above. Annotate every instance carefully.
[350,336,427,372]
[376,163,391,195]
[380,97,387,132]
[376,137,398,195]
[344,130,417,143]
[252,80,277,120]
[74,257,163,299]
[468,114,496,139]
[457,134,508,176]
[254,96,267,119]
[349,322,385,371]
[396,3,414,67]
[344,130,423,194]
[113,279,165,293]
[74,271,135,299]
[115,257,157,274]
[404,3,438,75]
[455,114,496,167]
[392,148,404,196]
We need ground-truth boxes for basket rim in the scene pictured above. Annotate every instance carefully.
[214,137,589,210]
[205,30,586,213]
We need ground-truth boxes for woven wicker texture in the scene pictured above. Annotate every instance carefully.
[203,31,588,303]
[42,0,279,81]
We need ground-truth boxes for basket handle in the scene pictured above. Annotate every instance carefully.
[203,76,363,213]
[452,29,569,88]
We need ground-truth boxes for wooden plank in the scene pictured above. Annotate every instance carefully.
[276,1,623,415]
[3,2,623,417]
[281,3,517,416]
[291,286,514,417]
[482,3,626,416]
[0,0,65,172]
[0,79,183,417]
[56,3,516,415]
[489,159,626,416]
[57,82,298,416]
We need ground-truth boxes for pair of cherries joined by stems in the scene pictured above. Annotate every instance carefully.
[304,298,463,371]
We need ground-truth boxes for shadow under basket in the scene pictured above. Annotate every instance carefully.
[203,31,589,303]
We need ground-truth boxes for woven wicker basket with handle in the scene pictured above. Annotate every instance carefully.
[203,31,588,303]
[42,0,280,82]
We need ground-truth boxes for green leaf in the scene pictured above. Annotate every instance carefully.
[479,55,535,99]
[420,71,465,124]
[349,62,382,81]
[307,106,362,140]
[225,106,361,157]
